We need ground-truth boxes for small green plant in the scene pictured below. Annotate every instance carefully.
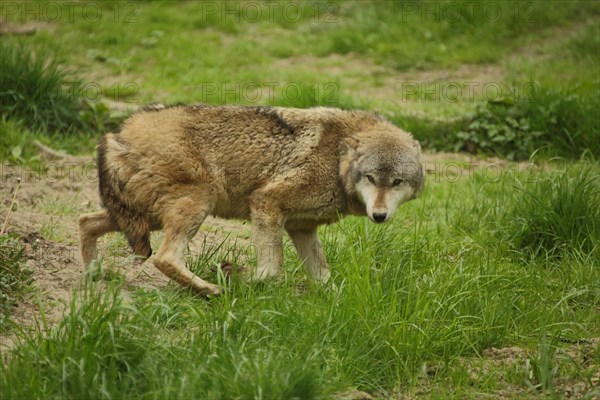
[451,87,600,160]
[455,100,545,161]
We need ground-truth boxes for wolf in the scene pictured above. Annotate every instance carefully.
[79,105,424,296]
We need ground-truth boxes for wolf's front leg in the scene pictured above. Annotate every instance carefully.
[249,199,284,280]
[287,228,331,284]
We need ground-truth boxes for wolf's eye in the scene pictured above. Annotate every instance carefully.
[392,178,403,186]
[366,175,375,184]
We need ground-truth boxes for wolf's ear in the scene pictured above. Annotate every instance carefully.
[344,137,360,151]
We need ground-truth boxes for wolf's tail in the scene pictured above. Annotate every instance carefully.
[97,134,152,259]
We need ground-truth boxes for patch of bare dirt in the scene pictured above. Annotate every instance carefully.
[333,388,374,400]
[387,340,598,398]
[554,339,600,400]
[450,342,600,400]
[271,53,390,79]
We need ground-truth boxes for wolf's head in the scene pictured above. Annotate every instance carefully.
[341,129,424,223]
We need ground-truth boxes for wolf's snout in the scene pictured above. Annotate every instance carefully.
[372,213,387,223]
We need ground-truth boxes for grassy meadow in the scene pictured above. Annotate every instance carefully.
[1,1,599,399]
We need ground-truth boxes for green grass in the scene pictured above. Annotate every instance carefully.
[1,1,599,398]
[311,0,599,70]
[2,163,599,398]
[4,1,597,99]
[0,41,87,134]
[0,234,33,330]
[508,166,600,260]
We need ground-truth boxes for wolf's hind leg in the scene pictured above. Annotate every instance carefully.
[152,192,220,296]
[79,210,119,267]
[287,228,331,284]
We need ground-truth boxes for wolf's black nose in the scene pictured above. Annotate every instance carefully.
[373,213,387,223]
